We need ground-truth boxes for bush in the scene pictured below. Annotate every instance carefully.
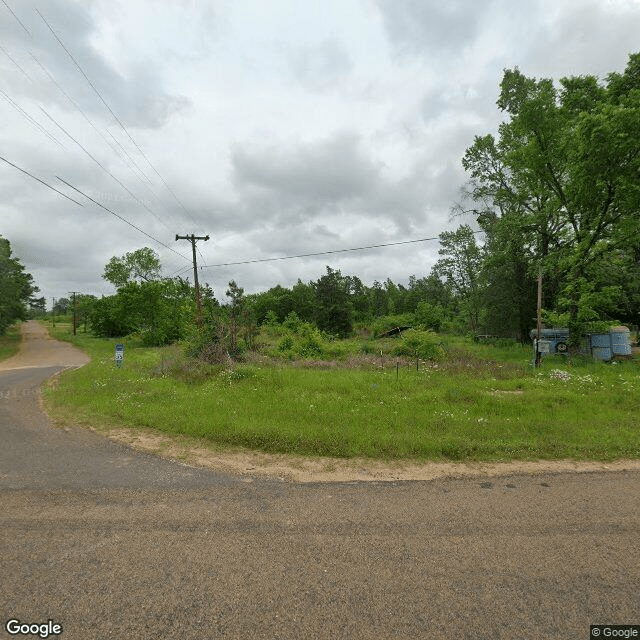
[391,329,446,361]
[263,310,279,327]
[415,301,447,332]
[277,324,327,359]
[278,334,295,352]
[371,313,416,337]
[183,323,230,364]
[282,311,303,333]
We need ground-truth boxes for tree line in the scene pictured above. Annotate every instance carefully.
[9,53,640,346]
[88,54,639,347]
[0,236,41,336]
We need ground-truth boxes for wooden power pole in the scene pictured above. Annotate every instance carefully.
[176,234,210,326]
[535,269,542,368]
[70,291,79,336]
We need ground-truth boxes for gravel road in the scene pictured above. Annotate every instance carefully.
[1,321,638,639]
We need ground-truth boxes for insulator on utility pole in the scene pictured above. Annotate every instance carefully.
[175,234,210,326]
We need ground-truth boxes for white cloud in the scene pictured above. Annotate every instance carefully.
[0,0,638,302]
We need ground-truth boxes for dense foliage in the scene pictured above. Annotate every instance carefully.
[461,53,640,342]
[0,236,39,335]
[75,55,640,349]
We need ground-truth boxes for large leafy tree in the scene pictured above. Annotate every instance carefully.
[312,266,353,337]
[462,53,640,340]
[0,236,39,335]
[102,247,162,288]
[432,225,484,331]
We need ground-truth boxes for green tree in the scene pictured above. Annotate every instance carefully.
[0,236,38,335]
[29,296,47,318]
[102,247,162,288]
[90,279,192,344]
[462,54,640,342]
[312,266,353,337]
[53,297,71,315]
[432,225,484,331]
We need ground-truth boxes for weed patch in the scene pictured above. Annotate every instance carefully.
[41,322,640,462]
[0,324,21,362]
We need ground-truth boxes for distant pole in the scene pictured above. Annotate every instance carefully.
[70,292,79,335]
[51,297,56,327]
[176,234,210,327]
[535,269,542,367]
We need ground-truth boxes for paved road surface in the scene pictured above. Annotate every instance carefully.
[1,322,638,639]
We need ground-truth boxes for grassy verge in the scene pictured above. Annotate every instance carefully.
[0,324,22,362]
[43,323,640,461]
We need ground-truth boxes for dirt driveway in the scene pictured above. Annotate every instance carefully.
[0,320,89,372]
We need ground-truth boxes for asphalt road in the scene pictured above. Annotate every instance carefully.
[1,322,638,639]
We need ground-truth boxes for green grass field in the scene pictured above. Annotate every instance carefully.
[42,322,640,461]
[0,324,22,362]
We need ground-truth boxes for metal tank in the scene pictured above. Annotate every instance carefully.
[609,326,632,357]
[588,333,612,361]
[588,327,632,361]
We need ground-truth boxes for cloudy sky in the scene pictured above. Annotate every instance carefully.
[1,0,639,304]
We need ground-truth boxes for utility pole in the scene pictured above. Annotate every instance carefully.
[535,269,542,368]
[175,234,210,326]
[51,297,56,327]
[70,292,79,336]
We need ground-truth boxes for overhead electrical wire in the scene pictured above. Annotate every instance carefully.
[39,106,175,234]
[35,5,208,265]
[1,3,203,277]
[0,155,83,206]
[0,153,190,263]
[199,235,454,269]
[0,42,32,82]
[36,8,202,228]
[56,176,190,262]
[1,0,30,37]
[0,88,66,149]
[28,50,152,189]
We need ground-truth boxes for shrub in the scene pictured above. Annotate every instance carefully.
[263,310,279,327]
[277,324,327,358]
[371,313,416,337]
[183,323,230,364]
[282,311,303,333]
[415,301,447,331]
[296,326,325,358]
[391,329,446,361]
[278,334,295,352]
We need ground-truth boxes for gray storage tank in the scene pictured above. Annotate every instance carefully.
[588,326,632,360]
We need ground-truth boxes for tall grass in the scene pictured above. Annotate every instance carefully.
[0,324,22,362]
[42,322,640,461]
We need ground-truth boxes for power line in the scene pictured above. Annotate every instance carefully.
[36,6,205,244]
[1,0,30,37]
[0,88,66,149]
[39,105,174,234]
[200,235,450,269]
[56,176,190,262]
[27,48,183,232]
[0,155,84,205]
[28,50,151,188]
[0,42,32,82]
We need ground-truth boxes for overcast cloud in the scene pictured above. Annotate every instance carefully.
[1,0,639,303]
